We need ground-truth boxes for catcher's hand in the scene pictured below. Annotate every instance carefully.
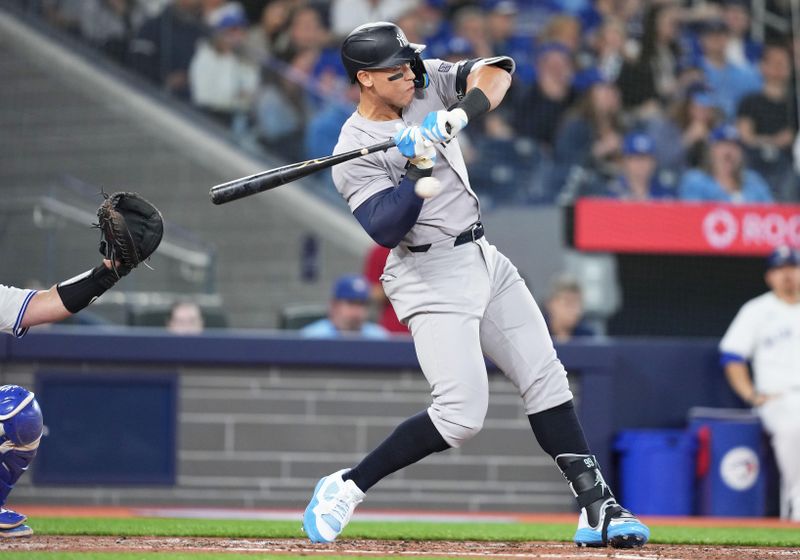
[96,191,163,277]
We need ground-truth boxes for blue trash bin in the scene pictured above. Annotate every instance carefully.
[689,408,766,517]
[614,429,696,515]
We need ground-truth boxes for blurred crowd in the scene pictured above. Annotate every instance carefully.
[28,0,800,205]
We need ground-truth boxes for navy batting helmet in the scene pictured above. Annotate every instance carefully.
[341,22,429,88]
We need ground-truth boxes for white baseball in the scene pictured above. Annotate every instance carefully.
[414,177,443,199]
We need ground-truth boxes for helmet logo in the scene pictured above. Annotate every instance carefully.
[396,31,409,48]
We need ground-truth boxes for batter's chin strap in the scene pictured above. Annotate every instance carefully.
[412,56,429,89]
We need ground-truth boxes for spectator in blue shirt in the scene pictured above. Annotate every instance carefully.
[605,132,676,200]
[679,124,773,203]
[696,19,761,119]
[302,275,389,339]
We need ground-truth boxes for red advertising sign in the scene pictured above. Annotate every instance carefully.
[574,199,800,255]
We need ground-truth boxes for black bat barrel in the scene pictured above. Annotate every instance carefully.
[209,139,395,205]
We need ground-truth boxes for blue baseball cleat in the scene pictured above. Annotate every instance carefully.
[0,509,32,539]
[0,508,26,530]
[555,453,649,549]
[573,498,650,548]
[0,524,33,538]
[302,469,365,543]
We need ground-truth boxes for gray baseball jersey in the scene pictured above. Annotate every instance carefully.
[0,285,36,338]
[332,57,514,247]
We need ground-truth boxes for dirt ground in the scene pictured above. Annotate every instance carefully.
[4,536,800,560]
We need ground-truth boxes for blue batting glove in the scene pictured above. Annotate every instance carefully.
[393,125,436,169]
[420,109,469,143]
[393,125,430,159]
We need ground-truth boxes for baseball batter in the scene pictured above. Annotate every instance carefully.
[720,246,800,521]
[0,192,163,538]
[302,22,649,548]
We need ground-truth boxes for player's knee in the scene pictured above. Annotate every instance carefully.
[0,385,44,447]
[442,419,484,448]
[429,394,488,448]
[521,361,572,415]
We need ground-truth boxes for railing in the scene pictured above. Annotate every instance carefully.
[29,186,220,325]
[33,196,212,271]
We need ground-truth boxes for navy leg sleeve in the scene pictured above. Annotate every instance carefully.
[343,410,449,492]
[527,400,590,459]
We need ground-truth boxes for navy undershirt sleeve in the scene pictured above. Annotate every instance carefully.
[353,171,428,248]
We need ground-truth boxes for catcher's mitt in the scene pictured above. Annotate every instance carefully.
[96,191,163,276]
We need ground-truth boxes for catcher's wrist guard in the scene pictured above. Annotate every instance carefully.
[56,264,119,314]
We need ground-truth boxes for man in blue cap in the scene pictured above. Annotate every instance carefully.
[188,2,259,123]
[720,246,800,521]
[606,132,675,200]
[301,275,388,339]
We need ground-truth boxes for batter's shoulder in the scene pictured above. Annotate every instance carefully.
[333,119,372,157]
[334,113,394,155]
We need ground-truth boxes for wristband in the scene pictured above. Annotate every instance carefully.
[56,264,120,314]
[406,164,434,181]
[455,88,491,121]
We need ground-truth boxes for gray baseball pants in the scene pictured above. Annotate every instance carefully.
[382,236,573,448]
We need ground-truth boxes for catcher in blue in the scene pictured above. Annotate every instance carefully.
[301,22,649,548]
[0,192,162,538]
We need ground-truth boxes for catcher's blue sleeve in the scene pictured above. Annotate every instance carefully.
[719,351,746,367]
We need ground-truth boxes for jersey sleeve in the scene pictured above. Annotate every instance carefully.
[332,137,397,212]
[424,56,516,109]
[0,285,36,338]
[719,302,758,361]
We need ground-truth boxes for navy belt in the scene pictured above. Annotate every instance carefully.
[407,222,484,253]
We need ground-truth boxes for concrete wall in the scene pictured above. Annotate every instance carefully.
[1,329,743,514]
[3,357,570,513]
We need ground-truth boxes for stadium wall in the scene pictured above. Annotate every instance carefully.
[0,329,741,512]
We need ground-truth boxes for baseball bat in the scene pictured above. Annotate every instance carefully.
[210,138,396,205]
